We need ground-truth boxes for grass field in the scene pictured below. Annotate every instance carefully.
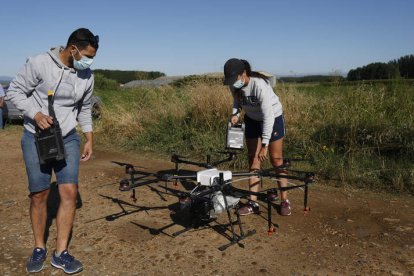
[93,77,414,194]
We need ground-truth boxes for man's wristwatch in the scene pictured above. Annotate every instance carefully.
[262,143,268,148]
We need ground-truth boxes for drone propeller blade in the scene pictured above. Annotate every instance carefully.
[111,161,146,169]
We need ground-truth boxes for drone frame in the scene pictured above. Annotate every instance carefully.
[111,152,315,250]
[160,167,315,250]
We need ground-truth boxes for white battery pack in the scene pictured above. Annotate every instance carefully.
[226,123,245,149]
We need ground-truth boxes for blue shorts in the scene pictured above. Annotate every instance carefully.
[244,114,286,142]
[21,128,81,193]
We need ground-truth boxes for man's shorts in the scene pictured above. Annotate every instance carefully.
[21,128,81,193]
[244,114,286,142]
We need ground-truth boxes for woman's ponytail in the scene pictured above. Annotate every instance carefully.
[239,59,270,84]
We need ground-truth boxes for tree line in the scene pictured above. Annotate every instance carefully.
[279,75,345,83]
[347,54,414,81]
[94,69,166,84]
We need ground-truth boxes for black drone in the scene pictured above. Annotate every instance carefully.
[110,151,315,251]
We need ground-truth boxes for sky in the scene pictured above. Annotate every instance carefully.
[1,0,413,78]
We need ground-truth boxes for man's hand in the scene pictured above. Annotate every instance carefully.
[81,141,93,161]
[81,132,93,162]
[0,97,4,108]
[34,112,53,130]
[258,145,268,162]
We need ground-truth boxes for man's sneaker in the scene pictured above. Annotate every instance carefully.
[237,201,260,216]
[51,250,83,274]
[280,199,292,216]
[26,247,47,273]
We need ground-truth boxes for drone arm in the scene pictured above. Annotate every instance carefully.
[266,172,315,183]
[159,174,197,182]
[210,152,236,167]
[172,157,209,168]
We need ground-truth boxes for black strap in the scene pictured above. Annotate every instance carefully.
[47,92,58,125]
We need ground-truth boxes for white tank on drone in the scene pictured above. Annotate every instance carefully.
[196,168,232,186]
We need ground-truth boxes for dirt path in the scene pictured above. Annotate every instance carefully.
[1,126,413,275]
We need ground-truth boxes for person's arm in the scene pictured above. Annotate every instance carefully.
[6,57,42,119]
[78,76,94,161]
[81,131,93,161]
[7,58,54,129]
[257,83,275,161]
[258,86,274,146]
[230,87,241,125]
[77,76,94,133]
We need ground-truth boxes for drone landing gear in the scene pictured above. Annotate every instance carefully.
[218,209,256,251]
[303,183,311,215]
[266,197,279,236]
[218,187,257,251]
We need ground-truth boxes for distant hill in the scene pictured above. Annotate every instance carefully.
[0,76,12,83]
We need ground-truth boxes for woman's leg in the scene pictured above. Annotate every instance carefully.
[246,137,262,202]
[268,138,288,201]
[269,137,291,215]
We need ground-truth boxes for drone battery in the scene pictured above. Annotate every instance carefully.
[226,123,245,150]
[34,124,66,165]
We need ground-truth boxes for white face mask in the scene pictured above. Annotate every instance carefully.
[72,47,94,70]
[233,77,244,89]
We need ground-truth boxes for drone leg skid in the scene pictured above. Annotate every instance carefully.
[218,205,256,251]
[217,173,256,251]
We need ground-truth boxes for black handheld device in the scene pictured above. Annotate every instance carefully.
[34,91,65,165]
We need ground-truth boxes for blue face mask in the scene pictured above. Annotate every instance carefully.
[233,77,244,89]
[72,47,94,70]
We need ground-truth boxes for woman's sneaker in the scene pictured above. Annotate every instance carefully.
[26,247,47,273]
[280,199,292,216]
[51,250,83,274]
[237,201,260,216]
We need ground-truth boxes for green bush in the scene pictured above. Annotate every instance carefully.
[94,73,119,91]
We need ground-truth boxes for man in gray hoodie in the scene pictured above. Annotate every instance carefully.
[7,28,99,274]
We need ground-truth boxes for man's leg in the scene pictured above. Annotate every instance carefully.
[30,189,51,248]
[55,183,77,253]
[50,131,83,274]
[22,130,52,273]
[51,184,83,274]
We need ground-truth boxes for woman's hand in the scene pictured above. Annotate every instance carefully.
[34,112,53,130]
[258,145,268,162]
[230,115,239,125]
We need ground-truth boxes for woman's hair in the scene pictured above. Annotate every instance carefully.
[241,59,269,84]
[66,28,99,50]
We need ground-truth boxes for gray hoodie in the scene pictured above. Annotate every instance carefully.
[7,46,94,136]
[230,77,283,145]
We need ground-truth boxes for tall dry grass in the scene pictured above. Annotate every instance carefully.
[94,79,414,193]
